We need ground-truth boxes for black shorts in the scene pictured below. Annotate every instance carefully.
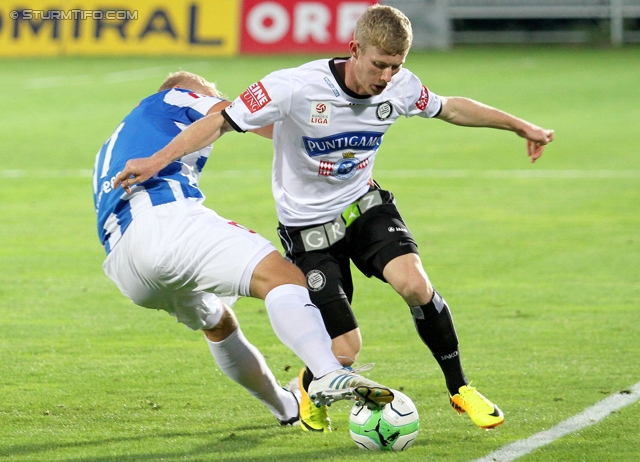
[277,188,418,338]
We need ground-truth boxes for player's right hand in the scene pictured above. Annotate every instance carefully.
[114,157,162,194]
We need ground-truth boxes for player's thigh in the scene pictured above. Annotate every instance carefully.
[249,250,306,300]
[171,202,277,302]
[104,201,274,327]
[349,203,418,281]
[102,210,228,330]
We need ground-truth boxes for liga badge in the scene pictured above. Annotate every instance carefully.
[310,101,331,125]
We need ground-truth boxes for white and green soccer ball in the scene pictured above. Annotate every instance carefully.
[349,389,419,451]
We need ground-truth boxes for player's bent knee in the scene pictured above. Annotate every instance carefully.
[399,278,433,306]
[250,251,307,299]
[384,254,433,305]
[203,304,238,342]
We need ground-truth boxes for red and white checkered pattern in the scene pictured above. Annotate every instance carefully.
[318,161,334,176]
[317,157,371,177]
[357,158,370,170]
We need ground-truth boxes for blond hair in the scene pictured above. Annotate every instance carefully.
[354,4,412,55]
[158,71,222,97]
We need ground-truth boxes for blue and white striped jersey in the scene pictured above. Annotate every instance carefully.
[92,88,222,254]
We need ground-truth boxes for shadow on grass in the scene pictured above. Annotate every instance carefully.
[1,423,434,461]
[0,423,436,461]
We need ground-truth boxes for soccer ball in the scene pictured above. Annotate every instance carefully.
[349,389,419,451]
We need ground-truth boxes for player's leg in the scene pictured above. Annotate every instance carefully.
[331,329,362,367]
[247,250,342,378]
[189,208,392,411]
[382,254,503,428]
[103,202,301,425]
[351,197,504,429]
[275,243,364,367]
[382,253,468,393]
[250,251,392,410]
[349,202,466,391]
[277,227,382,431]
[251,245,362,368]
[200,297,300,426]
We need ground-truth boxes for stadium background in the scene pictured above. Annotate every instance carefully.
[2,0,640,57]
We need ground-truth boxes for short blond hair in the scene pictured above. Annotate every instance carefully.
[158,71,222,97]
[354,4,412,55]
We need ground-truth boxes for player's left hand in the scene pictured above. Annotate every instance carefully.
[114,157,163,194]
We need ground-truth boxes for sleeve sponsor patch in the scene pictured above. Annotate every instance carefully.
[240,82,271,113]
[415,85,430,111]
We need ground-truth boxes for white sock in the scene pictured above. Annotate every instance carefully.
[264,284,342,378]
[207,328,297,422]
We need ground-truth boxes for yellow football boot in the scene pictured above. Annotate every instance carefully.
[450,384,504,429]
[296,368,331,432]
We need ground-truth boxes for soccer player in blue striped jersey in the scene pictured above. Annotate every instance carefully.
[92,71,394,426]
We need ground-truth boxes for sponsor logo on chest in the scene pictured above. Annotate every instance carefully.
[310,101,331,125]
[302,131,384,157]
[318,152,371,180]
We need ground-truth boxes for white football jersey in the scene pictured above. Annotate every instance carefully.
[223,58,442,227]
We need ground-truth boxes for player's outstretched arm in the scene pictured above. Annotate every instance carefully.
[436,96,554,163]
[114,112,230,193]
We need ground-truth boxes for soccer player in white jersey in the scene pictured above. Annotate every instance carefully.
[93,71,395,427]
[115,6,554,432]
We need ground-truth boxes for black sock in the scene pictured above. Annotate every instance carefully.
[410,290,468,395]
[302,367,314,392]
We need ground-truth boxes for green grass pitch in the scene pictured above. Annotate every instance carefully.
[1,46,639,461]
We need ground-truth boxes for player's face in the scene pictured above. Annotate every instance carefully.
[350,43,406,96]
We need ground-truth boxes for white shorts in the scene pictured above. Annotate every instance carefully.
[102,199,276,330]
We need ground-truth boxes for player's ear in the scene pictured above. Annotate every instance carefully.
[349,41,359,59]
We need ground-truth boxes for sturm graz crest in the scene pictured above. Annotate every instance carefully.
[306,270,326,291]
[376,101,393,120]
